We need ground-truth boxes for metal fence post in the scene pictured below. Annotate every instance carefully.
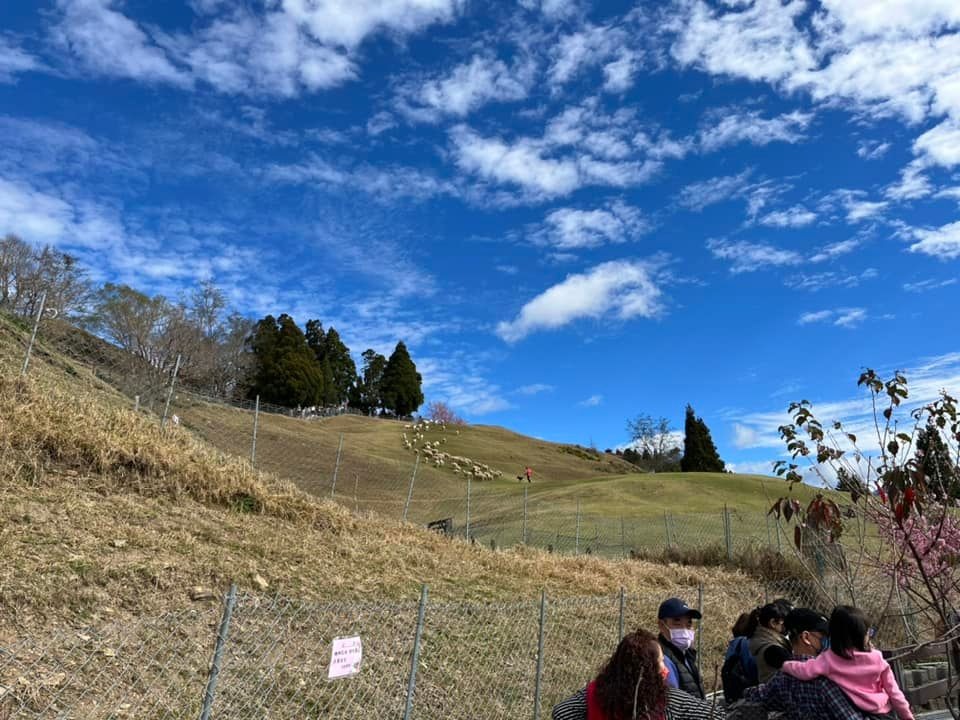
[575,500,581,555]
[696,582,704,673]
[403,455,420,522]
[250,395,260,464]
[19,291,46,377]
[723,504,733,561]
[522,485,528,544]
[403,584,429,720]
[160,353,182,429]
[618,587,626,641]
[663,511,671,551]
[465,474,471,540]
[533,590,548,720]
[330,432,343,498]
[133,395,140,413]
[620,516,626,557]
[199,583,237,720]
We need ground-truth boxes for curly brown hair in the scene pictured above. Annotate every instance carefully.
[593,629,667,720]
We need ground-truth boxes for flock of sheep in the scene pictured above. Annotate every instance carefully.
[401,419,503,481]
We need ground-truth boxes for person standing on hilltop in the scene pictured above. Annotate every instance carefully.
[657,597,705,699]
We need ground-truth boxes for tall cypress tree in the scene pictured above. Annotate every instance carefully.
[248,314,324,407]
[680,404,726,472]
[305,320,356,405]
[380,341,424,417]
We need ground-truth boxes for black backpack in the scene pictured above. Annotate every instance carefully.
[721,637,759,704]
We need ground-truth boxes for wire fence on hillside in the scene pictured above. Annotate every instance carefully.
[4,310,872,568]
[1,578,930,720]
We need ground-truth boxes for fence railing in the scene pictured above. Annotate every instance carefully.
[0,577,889,720]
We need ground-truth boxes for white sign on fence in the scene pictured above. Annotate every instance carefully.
[328,636,363,680]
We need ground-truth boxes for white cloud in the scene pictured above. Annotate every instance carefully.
[418,355,511,416]
[578,394,603,407]
[496,259,664,342]
[52,0,192,87]
[670,0,960,189]
[903,277,958,292]
[759,205,816,228]
[450,125,656,199]
[158,11,356,97]
[280,0,462,49]
[914,120,960,168]
[519,0,582,19]
[798,307,867,327]
[548,23,629,87]
[787,268,877,292]
[602,51,639,92]
[699,110,813,152]
[857,140,890,160]
[531,201,648,250]
[0,36,41,82]
[367,111,397,135]
[516,383,554,396]
[732,351,960,456]
[398,54,535,121]
[845,199,888,222]
[52,0,457,96]
[264,154,456,201]
[907,220,960,259]
[733,423,759,449]
[809,238,860,263]
[676,171,752,211]
[706,238,803,274]
[671,0,816,84]
[886,160,934,200]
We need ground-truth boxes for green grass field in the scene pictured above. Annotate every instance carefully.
[169,392,828,555]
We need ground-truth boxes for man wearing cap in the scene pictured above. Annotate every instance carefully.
[736,607,872,720]
[657,597,705,699]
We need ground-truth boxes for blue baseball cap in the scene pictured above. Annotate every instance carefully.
[658,597,702,620]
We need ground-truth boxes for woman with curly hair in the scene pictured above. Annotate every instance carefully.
[552,629,723,720]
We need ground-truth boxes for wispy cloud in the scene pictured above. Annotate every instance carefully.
[699,109,813,152]
[578,394,603,407]
[516,383,554,396]
[0,35,42,82]
[809,238,860,263]
[675,171,753,211]
[529,200,649,250]
[758,205,816,228]
[706,238,802,274]
[396,53,536,121]
[496,259,664,342]
[903,277,958,293]
[906,220,960,260]
[798,307,867,328]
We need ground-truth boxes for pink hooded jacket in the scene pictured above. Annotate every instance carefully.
[782,649,913,720]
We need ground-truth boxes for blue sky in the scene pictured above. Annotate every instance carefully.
[1,0,959,475]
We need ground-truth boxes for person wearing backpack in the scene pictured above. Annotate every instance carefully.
[721,632,758,704]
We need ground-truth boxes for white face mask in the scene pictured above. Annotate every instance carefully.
[670,628,696,651]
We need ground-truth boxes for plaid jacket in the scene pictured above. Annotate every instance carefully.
[551,686,724,720]
[740,654,892,720]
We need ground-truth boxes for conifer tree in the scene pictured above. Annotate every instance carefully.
[916,421,960,500]
[248,314,324,407]
[380,341,424,417]
[680,404,726,472]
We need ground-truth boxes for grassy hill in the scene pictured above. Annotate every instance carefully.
[0,309,789,719]
[7,313,827,556]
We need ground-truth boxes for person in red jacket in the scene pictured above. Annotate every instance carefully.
[525,466,533,482]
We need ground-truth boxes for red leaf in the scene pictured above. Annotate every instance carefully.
[794,525,802,550]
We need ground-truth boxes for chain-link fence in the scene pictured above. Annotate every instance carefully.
[0,577,938,720]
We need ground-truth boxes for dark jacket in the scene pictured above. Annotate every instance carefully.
[659,634,705,699]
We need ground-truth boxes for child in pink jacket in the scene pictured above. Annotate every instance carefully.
[782,605,913,720]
